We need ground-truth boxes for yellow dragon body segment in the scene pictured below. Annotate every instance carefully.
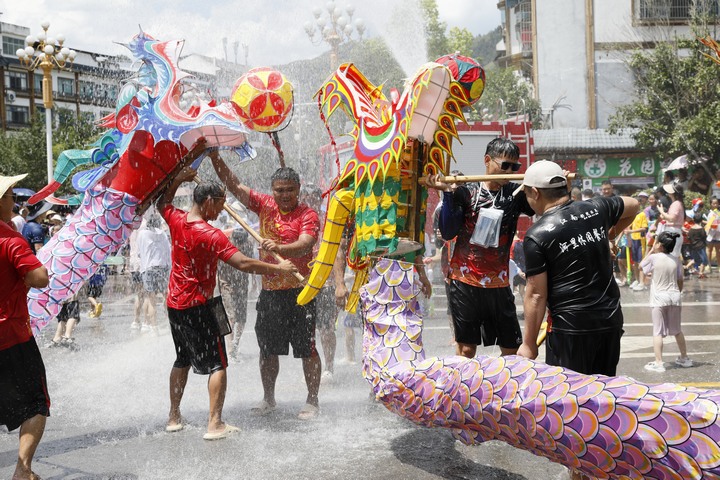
[298,60,481,307]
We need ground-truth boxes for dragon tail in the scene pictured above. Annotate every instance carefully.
[27,185,141,335]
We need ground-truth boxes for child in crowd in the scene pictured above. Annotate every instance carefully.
[47,295,80,348]
[86,264,108,318]
[706,196,720,269]
[687,214,709,278]
[640,232,692,373]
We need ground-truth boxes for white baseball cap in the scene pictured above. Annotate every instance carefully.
[513,160,567,196]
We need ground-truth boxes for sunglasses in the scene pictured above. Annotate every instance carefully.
[492,158,522,172]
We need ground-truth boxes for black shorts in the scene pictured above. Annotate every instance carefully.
[255,288,318,358]
[57,300,80,323]
[315,286,337,331]
[448,280,522,349]
[142,266,169,293]
[87,284,103,298]
[131,271,143,285]
[545,329,624,376]
[168,304,228,375]
[0,339,50,431]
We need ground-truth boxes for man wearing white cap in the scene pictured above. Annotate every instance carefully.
[0,173,51,480]
[516,161,639,380]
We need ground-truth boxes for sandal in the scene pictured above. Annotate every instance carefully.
[250,400,276,416]
[203,424,240,441]
[165,422,184,432]
[298,403,319,420]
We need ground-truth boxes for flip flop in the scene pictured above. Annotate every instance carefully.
[203,424,240,441]
[250,400,277,416]
[165,423,184,433]
[298,403,319,420]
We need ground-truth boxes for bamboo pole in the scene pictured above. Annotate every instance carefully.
[192,176,305,283]
[419,173,577,185]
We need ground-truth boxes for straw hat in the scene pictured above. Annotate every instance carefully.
[0,173,28,199]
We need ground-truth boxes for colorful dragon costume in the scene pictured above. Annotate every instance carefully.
[26,31,260,334]
[362,258,720,480]
[296,59,479,308]
[303,58,720,478]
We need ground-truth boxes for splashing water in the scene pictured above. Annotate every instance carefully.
[366,0,429,76]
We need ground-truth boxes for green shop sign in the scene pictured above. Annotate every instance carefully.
[580,157,662,181]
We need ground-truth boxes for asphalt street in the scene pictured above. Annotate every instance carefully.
[1,271,719,480]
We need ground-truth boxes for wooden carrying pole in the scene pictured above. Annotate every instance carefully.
[419,173,577,185]
[193,177,305,283]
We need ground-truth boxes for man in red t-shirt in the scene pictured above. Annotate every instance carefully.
[0,173,50,480]
[210,152,322,420]
[157,167,296,440]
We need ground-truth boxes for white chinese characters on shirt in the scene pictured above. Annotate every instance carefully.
[555,208,606,253]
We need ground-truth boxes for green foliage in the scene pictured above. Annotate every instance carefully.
[469,66,543,126]
[420,0,448,61]
[55,109,101,153]
[608,38,720,169]
[447,27,475,57]
[472,26,503,66]
[0,110,101,193]
[0,115,47,191]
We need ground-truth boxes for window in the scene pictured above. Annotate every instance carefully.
[2,36,25,56]
[34,74,42,92]
[58,77,74,96]
[514,0,532,53]
[79,81,94,100]
[637,0,719,22]
[5,71,27,91]
[6,105,30,125]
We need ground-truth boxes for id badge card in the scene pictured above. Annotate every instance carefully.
[470,207,503,248]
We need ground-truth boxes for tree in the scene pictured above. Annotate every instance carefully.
[420,0,448,61]
[608,38,720,171]
[447,27,475,57]
[472,26,503,66]
[470,66,543,126]
[0,111,102,193]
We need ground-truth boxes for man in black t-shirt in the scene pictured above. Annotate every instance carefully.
[515,161,639,377]
[426,138,535,358]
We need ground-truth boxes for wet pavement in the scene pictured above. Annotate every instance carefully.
[2,271,719,479]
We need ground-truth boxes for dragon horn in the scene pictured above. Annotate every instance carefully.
[297,187,355,306]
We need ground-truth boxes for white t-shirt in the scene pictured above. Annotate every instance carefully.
[11,215,25,233]
[640,252,682,307]
[136,227,171,272]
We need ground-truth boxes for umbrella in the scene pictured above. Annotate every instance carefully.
[12,187,36,200]
[664,154,688,171]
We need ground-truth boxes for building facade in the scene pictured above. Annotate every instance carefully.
[497,0,716,192]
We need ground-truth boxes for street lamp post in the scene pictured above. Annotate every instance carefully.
[304,1,365,70]
[16,21,76,184]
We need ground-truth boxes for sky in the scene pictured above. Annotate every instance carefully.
[0,0,501,66]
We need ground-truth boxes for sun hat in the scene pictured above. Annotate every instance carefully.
[513,160,566,196]
[662,184,676,194]
[26,201,53,221]
[637,191,649,198]
[0,173,28,199]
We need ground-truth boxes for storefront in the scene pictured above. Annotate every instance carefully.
[579,155,663,194]
[534,128,661,195]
